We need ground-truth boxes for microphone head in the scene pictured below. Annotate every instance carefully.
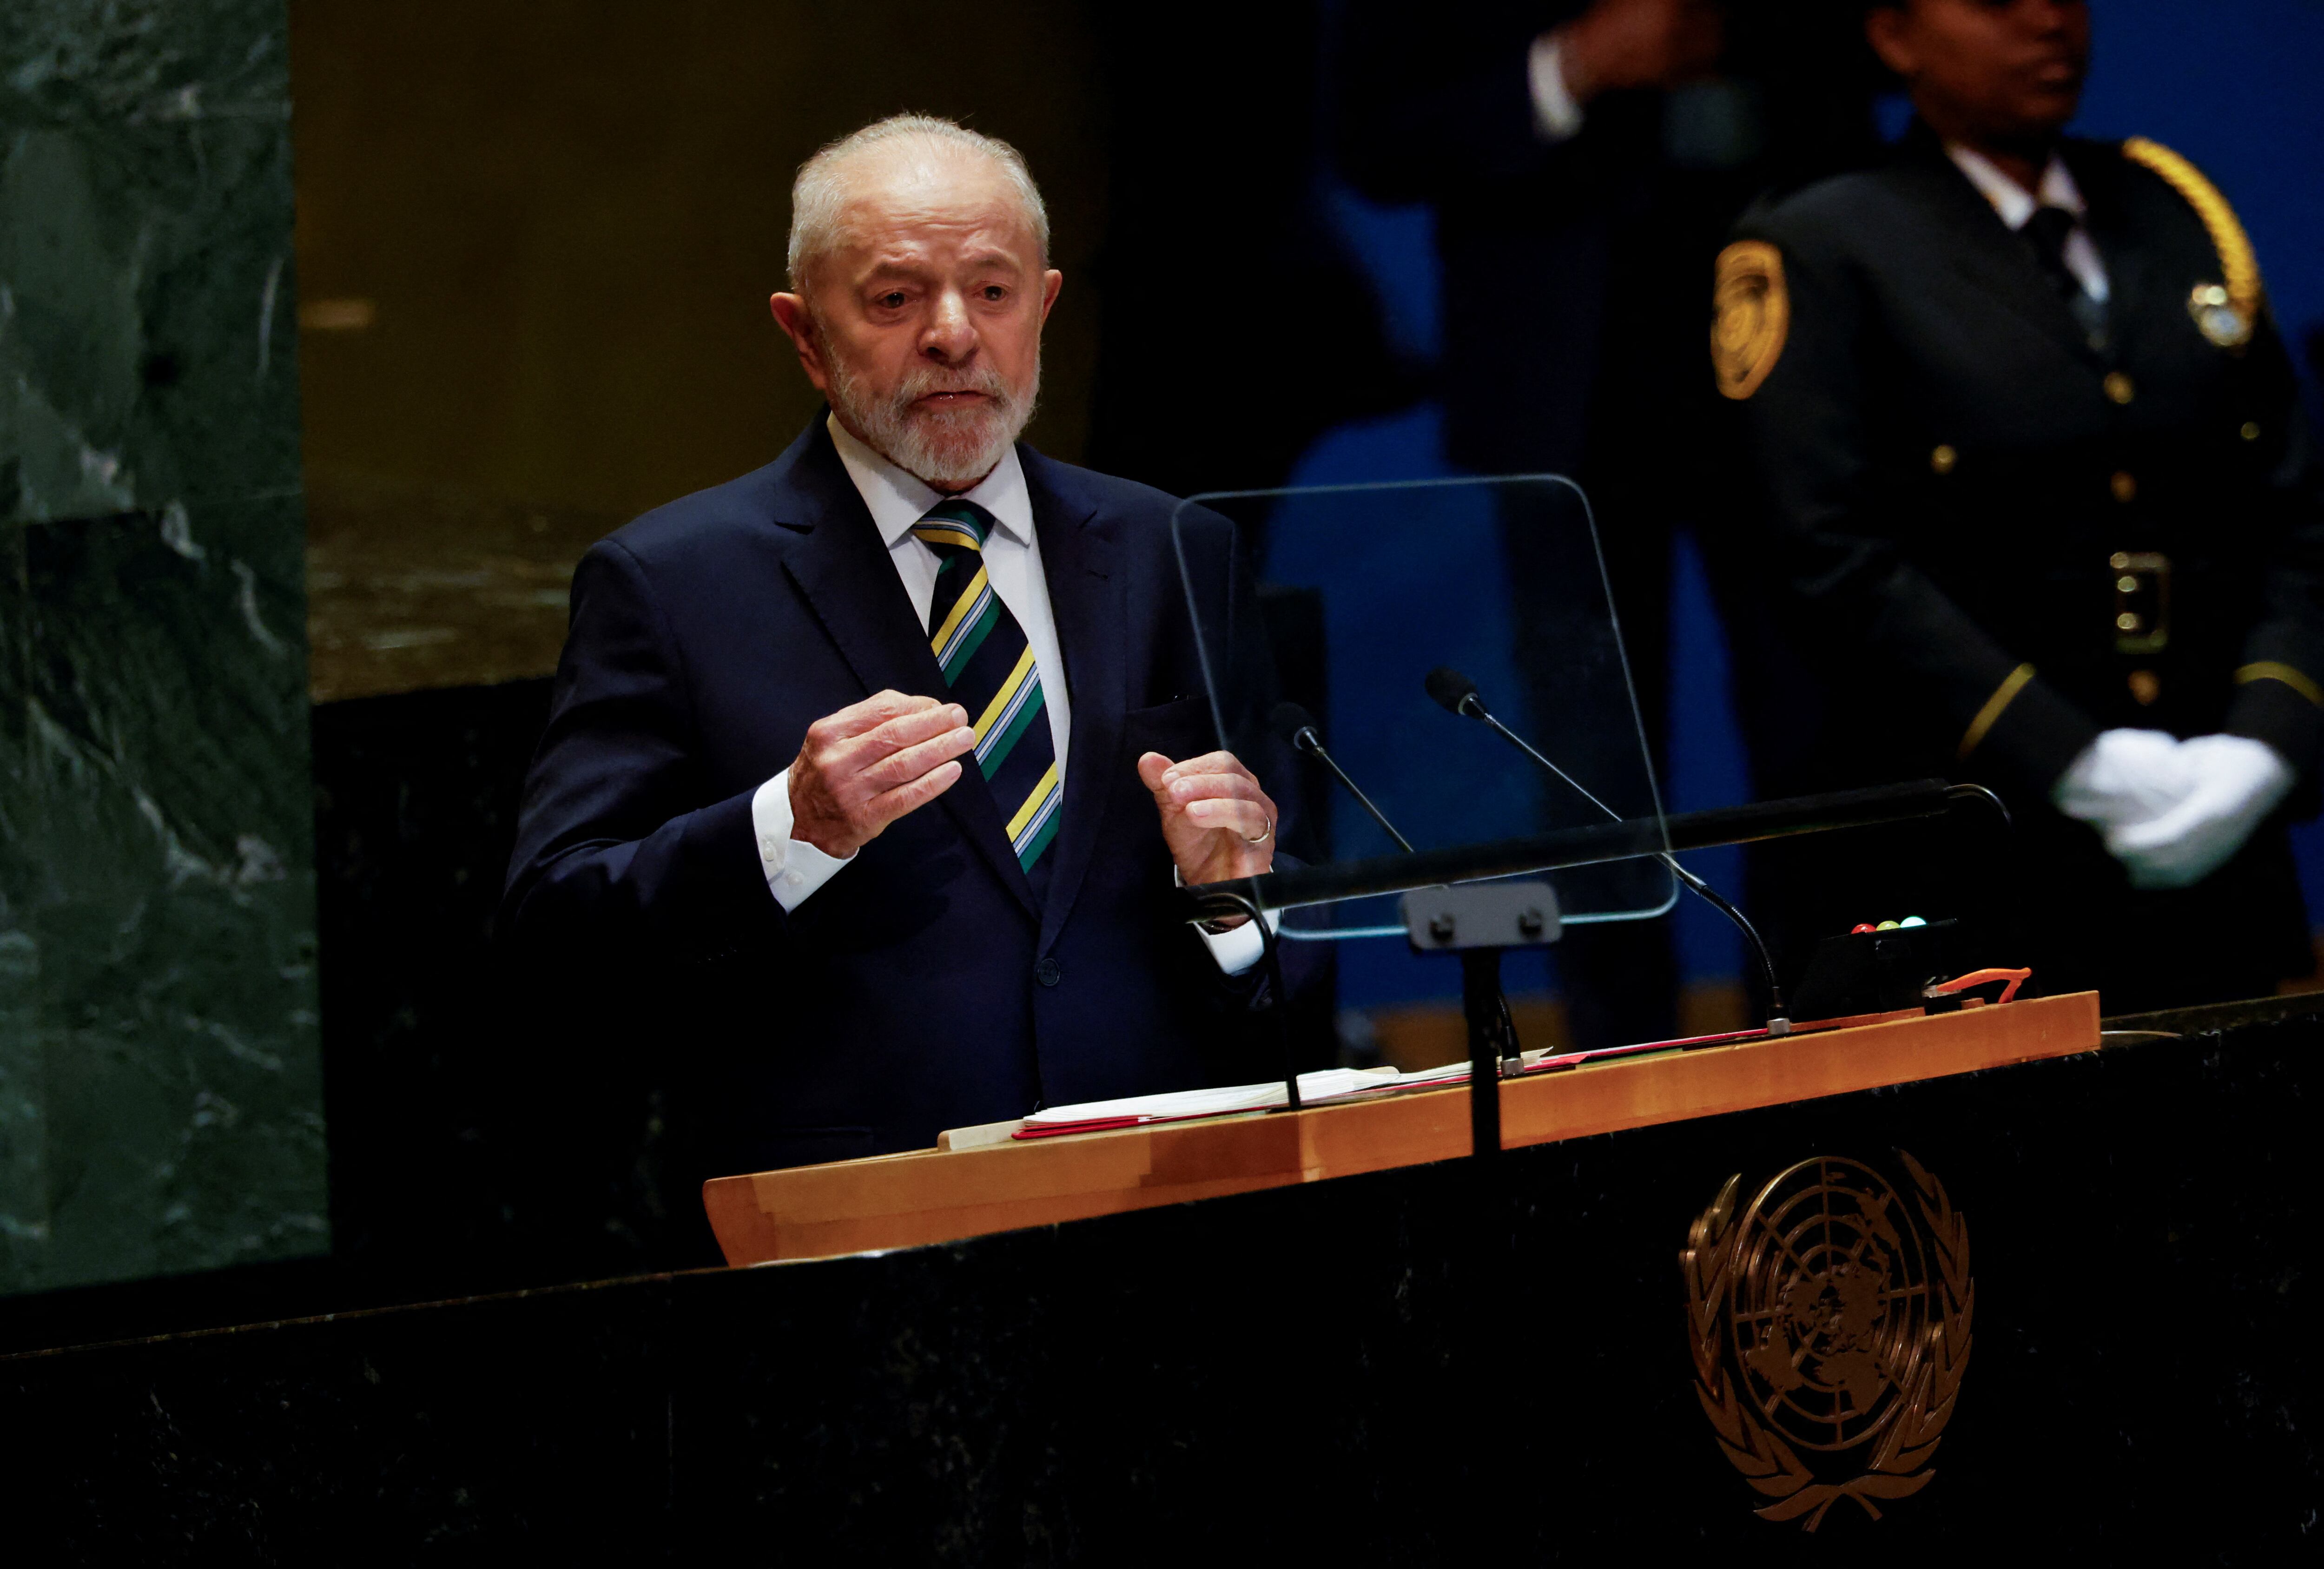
[1271,700,1322,751]
[1425,666,1482,718]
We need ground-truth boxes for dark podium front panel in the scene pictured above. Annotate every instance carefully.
[3,996,2317,1561]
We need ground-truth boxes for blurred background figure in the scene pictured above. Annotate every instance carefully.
[1720,0,2324,1010]
[1334,0,1884,1044]
[1083,5,1418,501]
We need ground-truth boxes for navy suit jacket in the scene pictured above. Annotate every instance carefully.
[502,420,1295,1178]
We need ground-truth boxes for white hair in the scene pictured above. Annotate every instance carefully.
[786,114,1050,290]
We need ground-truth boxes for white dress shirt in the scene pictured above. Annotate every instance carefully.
[751,415,1268,973]
[1945,145,2111,302]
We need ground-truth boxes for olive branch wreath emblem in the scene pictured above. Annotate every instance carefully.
[1681,1151,1974,1531]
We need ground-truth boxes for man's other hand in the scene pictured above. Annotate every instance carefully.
[1559,0,1723,101]
[1138,750,1279,905]
[790,691,977,859]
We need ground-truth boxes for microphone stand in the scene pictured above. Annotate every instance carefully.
[1286,723,1413,853]
[1182,784,2008,962]
[1253,709,1417,1113]
[1184,783,2010,1160]
[1197,885,1300,1112]
[1458,695,1792,1033]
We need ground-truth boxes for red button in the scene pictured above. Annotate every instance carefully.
[1849,923,1876,934]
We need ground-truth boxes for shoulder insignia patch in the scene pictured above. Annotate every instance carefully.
[2122,137,2262,349]
[1713,240,1788,400]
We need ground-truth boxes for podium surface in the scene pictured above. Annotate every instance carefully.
[706,993,2100,1266]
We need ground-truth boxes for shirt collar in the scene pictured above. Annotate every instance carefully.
[1945,144,2086,231]
[826,412,1034,549]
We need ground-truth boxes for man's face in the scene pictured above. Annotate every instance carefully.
[772,146,1063,491]
[1868,0,2090,147]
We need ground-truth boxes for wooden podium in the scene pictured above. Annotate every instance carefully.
[704,990,2100,1267]
[28,990,2324,1554]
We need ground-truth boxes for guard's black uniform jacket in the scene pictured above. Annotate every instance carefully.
[1724,125,2324,1007]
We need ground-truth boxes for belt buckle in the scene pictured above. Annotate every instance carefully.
[2111,551,2170,655]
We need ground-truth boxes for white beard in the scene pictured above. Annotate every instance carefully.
[826,347,1039,491]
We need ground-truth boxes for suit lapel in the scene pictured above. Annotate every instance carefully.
[776,424,1039,917]
[1025,454,1122,951]
[1899,143,2102,368]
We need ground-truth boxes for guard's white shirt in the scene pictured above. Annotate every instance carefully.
[1946,145,2111,302]
[750,414,1265,972]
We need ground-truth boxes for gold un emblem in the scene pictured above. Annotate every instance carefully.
[1682,1152,1974,1531]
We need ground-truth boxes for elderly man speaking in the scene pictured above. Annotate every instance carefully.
[504,115,1294,1209]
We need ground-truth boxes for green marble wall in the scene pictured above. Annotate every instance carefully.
[0,1,324,1292]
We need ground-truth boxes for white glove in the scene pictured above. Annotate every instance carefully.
[2050,728,2192,831]
[2053,729,2294,890]
[2104,734,2293,889]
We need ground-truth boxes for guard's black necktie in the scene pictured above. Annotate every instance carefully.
[2023,204,2106,341]
[2022,205,2083,300]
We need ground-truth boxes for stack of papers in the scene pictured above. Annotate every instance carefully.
[1013,1022,1789,1140]
[1017,1065,1462,1137]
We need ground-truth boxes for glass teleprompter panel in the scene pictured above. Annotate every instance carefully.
[1170,475,1676,980]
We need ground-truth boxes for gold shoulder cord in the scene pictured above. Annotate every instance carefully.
[2121,137,2263,346]
[2123,142,2314,712]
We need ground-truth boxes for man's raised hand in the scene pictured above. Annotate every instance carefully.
[789,691,977,858]
[1137,750,1279,900]
[1558,0,1723,101]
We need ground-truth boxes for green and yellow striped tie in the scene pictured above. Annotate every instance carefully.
[914,499,1061,889]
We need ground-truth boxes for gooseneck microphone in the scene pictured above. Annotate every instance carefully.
[1425,666,1790,1032]
[1275,699,1522,1077]
[1272,701,1414,853]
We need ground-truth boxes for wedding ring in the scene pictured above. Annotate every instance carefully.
[1242,817,1274,845]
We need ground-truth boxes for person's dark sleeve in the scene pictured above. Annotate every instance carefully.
[1730,216,2101,798]
[2221,318,2324,778]
[500,538,782,965]
[1334,1,1592,205]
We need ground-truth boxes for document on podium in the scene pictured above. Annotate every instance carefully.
[1016,1065,1464,1137]
[1010,1026,1778,1139]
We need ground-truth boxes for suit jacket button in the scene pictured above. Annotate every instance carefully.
[1036,956,1063,987]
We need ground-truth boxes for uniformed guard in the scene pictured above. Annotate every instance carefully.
[1718,0,2324,1009]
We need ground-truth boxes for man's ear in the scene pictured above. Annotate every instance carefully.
[770,292,832,395]
[1039,269,1064,325]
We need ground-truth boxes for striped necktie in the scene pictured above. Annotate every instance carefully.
[913,499,1061,891]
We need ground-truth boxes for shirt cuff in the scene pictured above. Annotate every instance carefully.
[1527,31,1585,143]
[751,767,856,912]
[1175,866,1283,976]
